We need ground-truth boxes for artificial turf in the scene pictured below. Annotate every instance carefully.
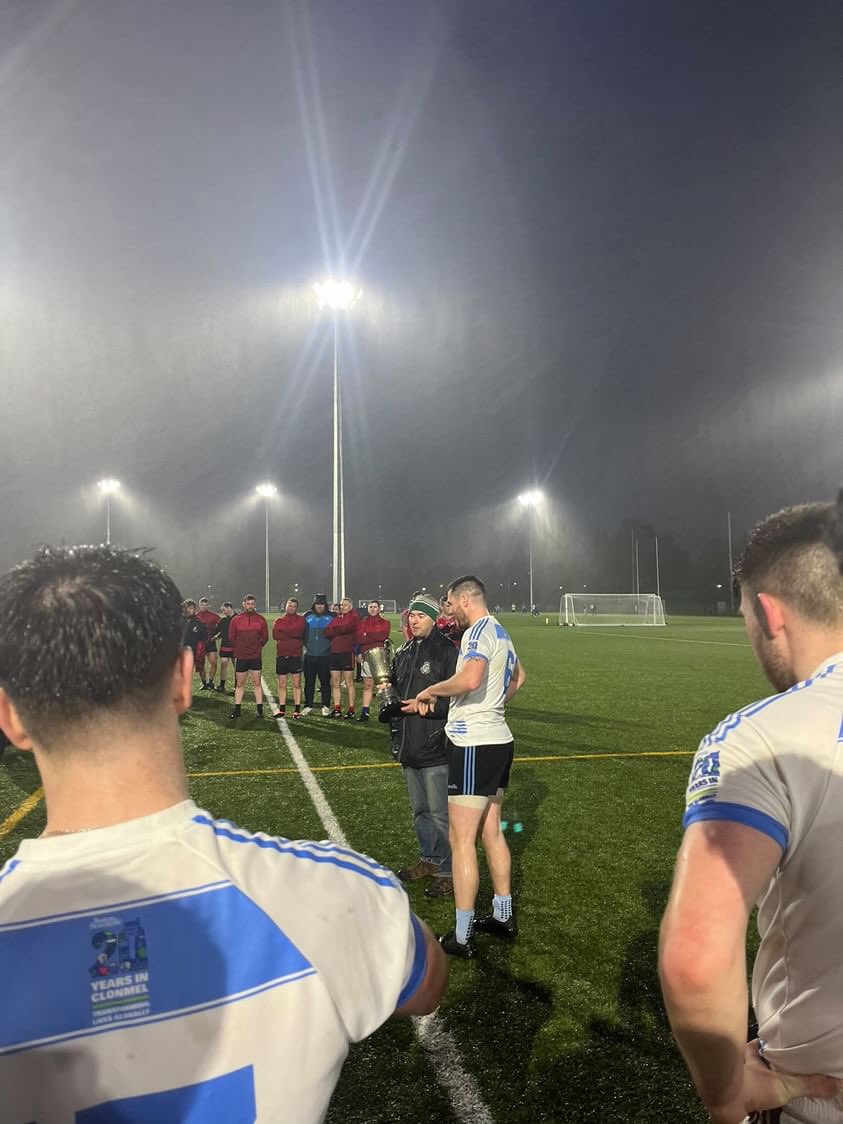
[0,614,769,1122]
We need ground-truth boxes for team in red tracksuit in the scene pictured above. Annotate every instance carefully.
[227,598,269,720]
[272,602,306,718]
[196,602,221,689]
[355,601,391,722]
[324,599,359,718]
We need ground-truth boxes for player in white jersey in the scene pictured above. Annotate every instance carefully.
[659,496,843,1124]
[0,545,447,1123]
[410,575,526,959]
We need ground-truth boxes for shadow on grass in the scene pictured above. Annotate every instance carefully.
[520,878,705,1123]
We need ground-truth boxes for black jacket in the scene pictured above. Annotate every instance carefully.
[391,627,458,769]
[182,617,209,653]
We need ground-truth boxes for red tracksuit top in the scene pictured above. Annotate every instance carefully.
[355,614,390,655]
[273,613,306,657]
[324,611,358,655]
[228,611,269,660]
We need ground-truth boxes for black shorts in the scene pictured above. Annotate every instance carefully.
[447,741,514,798]
[329,652,353,672]
[276,656,303,675]
[204,640,218,654]
[235,658,262,673]
[219,647,234,659]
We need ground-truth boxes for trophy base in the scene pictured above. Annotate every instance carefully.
[377,695,403,723]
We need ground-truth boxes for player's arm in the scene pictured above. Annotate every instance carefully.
[658,820,837,1123]
[416,658,485,703]
[504,660,526,701]
[395,915,448,1016]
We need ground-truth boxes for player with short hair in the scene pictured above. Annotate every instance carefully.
[412,575,526,958]
[659,495,843,1124]
[325,597,359,719]
[0,545,447,1120]
[356,600,391,721]
[181,599,209,685]
[272,598,305,719]
[196,597,221,690]
[215,602,236,692]
[436,593,463,647]
[228,595,269,719]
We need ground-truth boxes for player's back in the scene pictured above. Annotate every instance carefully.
[0,801,414,1123]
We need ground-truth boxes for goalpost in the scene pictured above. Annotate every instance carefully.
[559,593,666,627]
[358,598,398,614]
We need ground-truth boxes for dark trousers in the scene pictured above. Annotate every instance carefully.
[303,655,331,707]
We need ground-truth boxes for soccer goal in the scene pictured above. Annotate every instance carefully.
[359,598,398,614]
[560,593,666,627]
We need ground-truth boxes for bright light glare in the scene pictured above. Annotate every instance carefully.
[97,478,121,495]
[518,490,542,507]
[255,483,278,498]
[313,279,362,311]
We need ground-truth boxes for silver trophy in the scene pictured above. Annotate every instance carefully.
[365,642,402,721]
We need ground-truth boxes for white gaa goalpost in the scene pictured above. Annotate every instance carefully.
[358,598,398,613]
[560,593,666,627]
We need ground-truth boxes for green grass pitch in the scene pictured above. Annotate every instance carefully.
[0,616,769,1122]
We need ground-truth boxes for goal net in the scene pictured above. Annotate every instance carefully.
[560,593,666,627]
[358,598,398,614]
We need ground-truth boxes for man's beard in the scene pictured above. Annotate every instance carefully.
[755,636,796,693]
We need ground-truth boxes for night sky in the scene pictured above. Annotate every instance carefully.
[1,0,841,606]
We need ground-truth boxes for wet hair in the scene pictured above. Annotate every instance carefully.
[733,492,843,625]
[286,597,299,606]
[221,601,233,609]
[0,545,184,745]
[198,597,209,605]
[183,599,196,610]
[243,594,256,603]
[448,575,487,601]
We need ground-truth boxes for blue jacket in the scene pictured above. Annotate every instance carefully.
[303,610,333,657]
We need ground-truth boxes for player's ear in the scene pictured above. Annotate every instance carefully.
[171,647,194,715]
[755,592,785,639]
[0,688,35,751]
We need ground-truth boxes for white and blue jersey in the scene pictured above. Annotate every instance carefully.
[0,801,425,1123]
[684,653,843,1092]
[445,615,517,747]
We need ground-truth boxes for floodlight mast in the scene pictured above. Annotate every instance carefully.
[517,490,542,610]
[313,280,362,603]
[255,483,278,612]
[97,478,121,545]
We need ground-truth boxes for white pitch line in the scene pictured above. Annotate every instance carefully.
[261,678,494,1124]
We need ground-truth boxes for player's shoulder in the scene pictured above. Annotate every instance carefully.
[188,810,403,898]
[702,659,843,754]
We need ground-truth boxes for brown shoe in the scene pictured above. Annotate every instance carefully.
[424,877,454,899]
[396,859,439,883]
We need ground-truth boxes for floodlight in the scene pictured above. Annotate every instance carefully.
[313,279,362,311]
[255,483,278,498]
[518,490,542,507]
[97,478,121,495]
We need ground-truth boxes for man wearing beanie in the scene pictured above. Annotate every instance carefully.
[302,595,333,716]
[393,593,458,897]
[411,576,526,958]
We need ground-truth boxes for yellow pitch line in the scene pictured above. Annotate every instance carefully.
[187,750,694,780]
[0,787,44,840]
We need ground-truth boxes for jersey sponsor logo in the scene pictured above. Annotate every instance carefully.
[686,748,720,806]
[90,915,150,1027]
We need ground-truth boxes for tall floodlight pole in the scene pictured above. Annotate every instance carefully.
[727,511,735,613]
[518,491,543,610]
[255,484,278,612]
[314,280,362,603]
[97,478,121,545]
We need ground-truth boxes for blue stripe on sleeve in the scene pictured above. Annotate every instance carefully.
[397,913,428,1008]
[683,801,788,851]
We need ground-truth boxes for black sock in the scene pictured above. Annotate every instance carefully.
[256,703,263,715]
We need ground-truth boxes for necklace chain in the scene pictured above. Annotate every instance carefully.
[41,825,106,837]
